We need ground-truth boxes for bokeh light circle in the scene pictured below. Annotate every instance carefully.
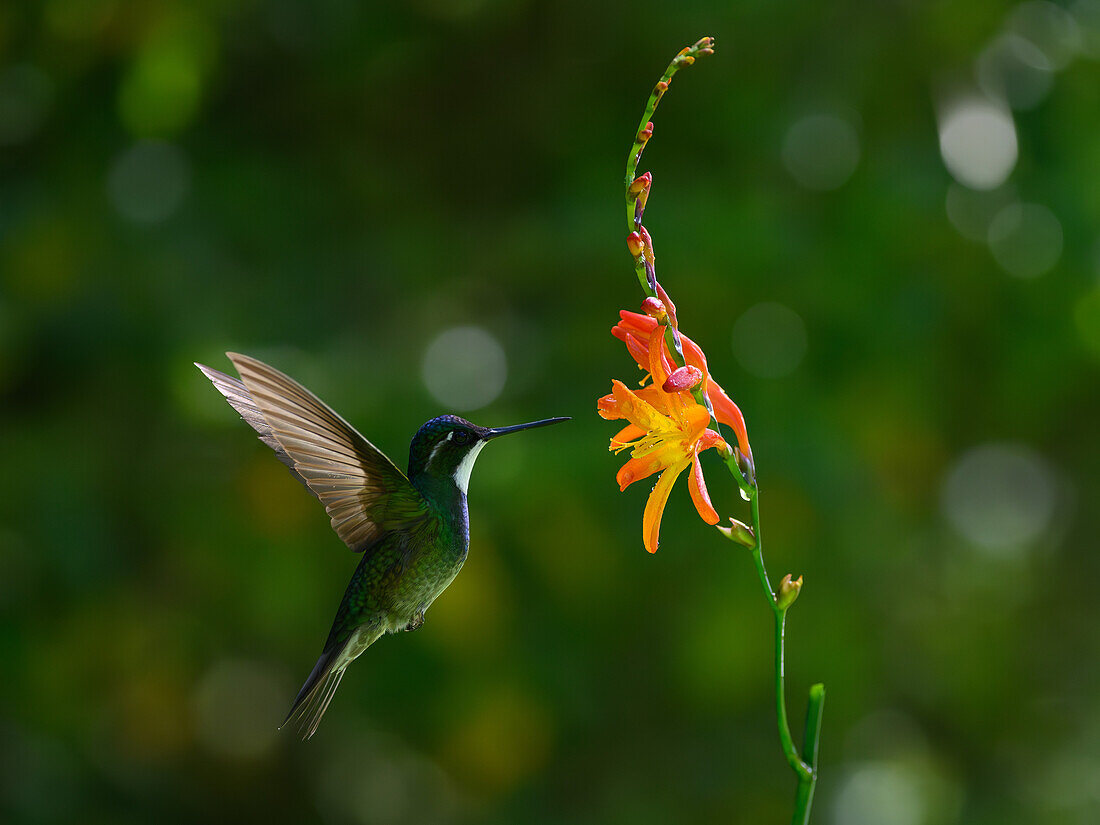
[106,140,191,224]
[977,34,1054,110]
[732,302,808,378]
[987,202,1063,278]
[834,762,926,825]
[781,114,861,191]
[945,183,1016,241]
[938,98,1018,190]
[1007,0,1082,69]
[422,326,507,411]
[940,442,1057,555]
[192,659,285,760]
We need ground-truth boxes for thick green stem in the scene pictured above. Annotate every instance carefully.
[791,685,826,825]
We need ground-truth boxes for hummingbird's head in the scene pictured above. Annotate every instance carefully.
[408,414,568,494]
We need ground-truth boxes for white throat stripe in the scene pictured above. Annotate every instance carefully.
[453,441,487,494]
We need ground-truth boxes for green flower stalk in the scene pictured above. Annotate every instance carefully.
[600,36,826,824]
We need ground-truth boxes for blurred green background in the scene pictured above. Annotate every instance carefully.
[2,1,1099,823]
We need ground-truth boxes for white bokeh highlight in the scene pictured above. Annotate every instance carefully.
[834,762,927,825]
[422,326,507,411]
[938,98,1018,190]
[940,442,1057,556]
[781,114,861,191]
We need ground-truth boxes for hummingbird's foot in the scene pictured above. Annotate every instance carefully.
[404,608,426,632]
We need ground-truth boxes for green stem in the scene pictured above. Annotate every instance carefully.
[792,685,826,825]
[749,490,811,781]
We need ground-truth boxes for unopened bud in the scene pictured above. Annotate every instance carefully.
[628,172,652,200]
[776,574,803,610]
[662,365,703,393]
[680,54,695,65]
[626,232,644,258]
[638,226,655,265]
[716,517,755,548]
[638,121,653,143]
[640,296,666,320]
[694,36,715,54]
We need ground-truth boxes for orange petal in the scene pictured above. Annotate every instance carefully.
[647,326,670,386]
[635,384,673,415]
[679,332,709,372]
[642,460,689,553]
[611,380,666,432]
[707,384,752,461]
[597,391,622,420]
[619,310,659,333]
[612,423,646,444]
[616,451,665,490]
[688,451,720,525]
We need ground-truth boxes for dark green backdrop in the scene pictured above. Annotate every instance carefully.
[2,1,1099,823]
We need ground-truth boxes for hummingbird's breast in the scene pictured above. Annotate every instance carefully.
[383,498,470,628]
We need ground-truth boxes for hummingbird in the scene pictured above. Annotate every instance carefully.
[196,352,568,739]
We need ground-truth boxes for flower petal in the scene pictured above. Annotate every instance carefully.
[642,460,689,553]
[706,383,752,461]
[611,380,667,432]
[619,310,659,333]
[688,451,720,525]
[647,326,670,386]
[612,423,646,444]
[616,451,666,490]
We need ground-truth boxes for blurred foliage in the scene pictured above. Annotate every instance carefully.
[2,1,1099,824]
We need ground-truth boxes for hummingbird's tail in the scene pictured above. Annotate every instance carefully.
[281,622,383,740]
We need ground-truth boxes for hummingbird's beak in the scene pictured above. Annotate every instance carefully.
[484,417,570,440]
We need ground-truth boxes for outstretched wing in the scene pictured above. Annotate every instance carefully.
[196,353,429,553]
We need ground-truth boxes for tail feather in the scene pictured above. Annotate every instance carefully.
[280,623,384,740]
[281,644,347,740]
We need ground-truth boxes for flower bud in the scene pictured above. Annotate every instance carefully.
[662,365,703,393]
[638,121,653,143]
[626,232,644,258]
[628,172,652,199]
[640,296,666,320]
[716,517,755,548]
[776,574,803,610]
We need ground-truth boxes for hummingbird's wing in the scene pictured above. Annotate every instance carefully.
[198,353,430,554]
[195,362,312,492]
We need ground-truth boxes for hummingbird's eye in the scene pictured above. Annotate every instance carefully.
[453,431,471,445]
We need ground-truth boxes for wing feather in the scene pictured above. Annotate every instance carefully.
[197,353,429,553]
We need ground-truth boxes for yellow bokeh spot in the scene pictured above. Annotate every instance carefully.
[241,454,313,537]
[425,527,511,654]
[438,684,553,796]
[2,216,80,305]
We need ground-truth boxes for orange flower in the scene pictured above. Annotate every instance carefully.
[611,309,752,466]
[598,326,728,553]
